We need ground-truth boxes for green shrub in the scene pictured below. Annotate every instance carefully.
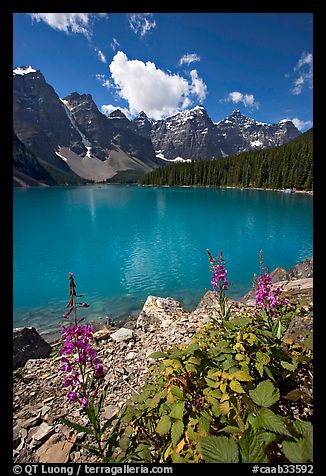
[117,304,312,463]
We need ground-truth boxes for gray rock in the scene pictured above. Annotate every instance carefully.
[110,327,134,342]
[13,327,52,370]
[35,433,76,463]
[270,266,288,283]
[287,257,313,280]
[33,422,54,441]
[21,415,42,429]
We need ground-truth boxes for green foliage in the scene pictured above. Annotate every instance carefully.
[114,299,313,463]
[249,380,280,407]
[200,435,239,462]
[139,129,313,191]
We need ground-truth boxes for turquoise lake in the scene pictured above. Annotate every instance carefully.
[13,185,313,338]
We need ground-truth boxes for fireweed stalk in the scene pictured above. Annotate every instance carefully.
[254,253,291,338]
[60,273,107,457]
[207,249,232,323]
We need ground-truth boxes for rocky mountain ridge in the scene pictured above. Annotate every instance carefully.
[13,66,302,185]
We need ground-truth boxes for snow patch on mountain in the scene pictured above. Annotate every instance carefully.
[61,99,92,149]
[13,66,37,76]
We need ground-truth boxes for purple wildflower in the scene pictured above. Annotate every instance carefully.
[67,391,78,402]
[60,273,105,407]
[211,251,229,297]
[255,271,291,317]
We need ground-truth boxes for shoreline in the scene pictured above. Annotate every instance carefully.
[14,182,313,195]
[14,255,313,344]
[140,183,313,195]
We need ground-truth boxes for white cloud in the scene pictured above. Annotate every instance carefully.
[28,13,107,38]
[101,104,132,119]
[111,37,120,51]
[225,91,259,110]
[128,13,156,37]
[95,48,106,63]
[281,117,313,131]
[294,52,313,71]
[189,70,207,102]
[108,51,207,119]
[290,51,313,95]
[178,53,201,66]
[95,74,112,89]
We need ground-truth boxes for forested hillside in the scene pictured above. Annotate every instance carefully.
[139,128,313,190]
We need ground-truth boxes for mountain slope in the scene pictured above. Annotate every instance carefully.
[148,108,301,161]
[13,67,86,177]
[139,128,313,190]
[13,66,303,185]
[13,67,162,183]
[13,131,86,187]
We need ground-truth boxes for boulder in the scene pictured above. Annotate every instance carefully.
[136,296,186,331]
[270,266,288,283]
[110,327,134,342]
[287,257,313,280]
[13,327,52,370]
[35,433,76,463]
[191,291,221,324]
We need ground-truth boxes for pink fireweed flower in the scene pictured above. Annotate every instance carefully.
[211,252,229,297]
[60,273,105,407]
[255,272,291,317]
[67,391,78,402]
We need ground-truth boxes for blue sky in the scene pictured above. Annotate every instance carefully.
[13,13,313,130]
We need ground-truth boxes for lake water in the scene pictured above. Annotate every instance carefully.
[13,185,313,339]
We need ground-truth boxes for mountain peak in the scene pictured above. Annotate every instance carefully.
[109,109,129,121]
[64,92,93,102]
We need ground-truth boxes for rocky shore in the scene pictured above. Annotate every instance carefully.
[13,258,313,463]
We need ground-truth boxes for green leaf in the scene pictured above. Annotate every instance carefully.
[74,441,101,456]
[264,366,276,382]
[230,380,245,393]
[249,379,280,407]
[292,420,313,436]
[223,359,237,371]
[256,432,276,448]
[281,360,297,372]
[239,430,269,463]
[170,385,185,400]
[60,417,93,435]
[282,436,313,463]
[303,333,313,350]
[118,435,130,452]
[169,402,185,420]
[218,425,242,434]
[185,343,200,354]
[185,363,197,373]
[200,436,239,463]
[224,317,252,329]
[212,402,221,417]
[148,351,168,359]
[150,391,165,408]
[254,408,292,436]
[156,415,171,436]
[102,414,122,433]
[284,389,303,401]
[256,351,270,365]
[171,420,184,447]
[230,370,253,381]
